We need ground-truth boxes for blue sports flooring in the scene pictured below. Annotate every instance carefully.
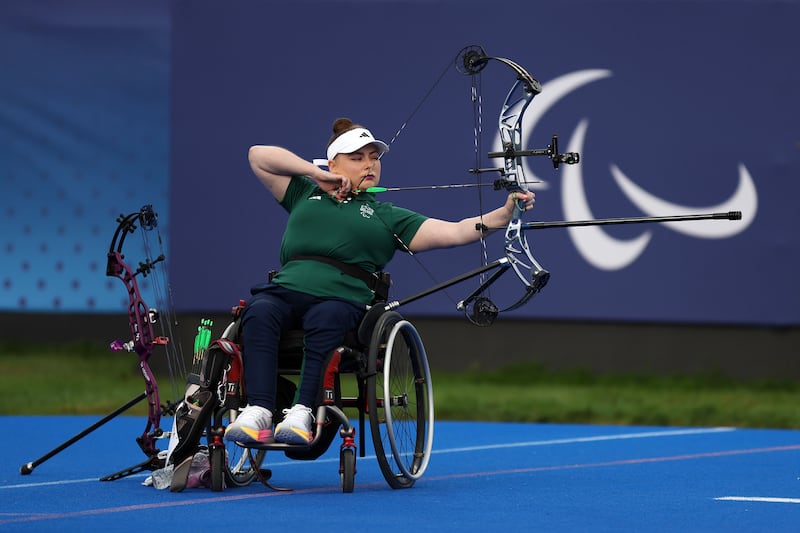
[2,415,799,531]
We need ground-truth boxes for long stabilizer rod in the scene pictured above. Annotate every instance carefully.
[517,211,742,230]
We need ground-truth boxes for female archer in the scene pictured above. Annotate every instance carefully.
[224,117,534,445]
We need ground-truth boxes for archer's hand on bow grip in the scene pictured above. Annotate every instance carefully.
[507,190,535,214]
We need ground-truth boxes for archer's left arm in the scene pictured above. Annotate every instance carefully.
[408,191,534,252]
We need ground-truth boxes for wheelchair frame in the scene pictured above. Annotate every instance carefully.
[176,300,435,493]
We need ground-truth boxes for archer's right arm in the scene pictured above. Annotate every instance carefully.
[248,145,349,202]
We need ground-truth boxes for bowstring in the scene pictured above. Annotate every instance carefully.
[384,54,455,149]
[139,221,185,411]
[470,70,492,297]
[376,51,467,307]
[373,49,504,312]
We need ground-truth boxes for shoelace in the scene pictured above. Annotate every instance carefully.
[238,407,272,429]
[282,406,313,422]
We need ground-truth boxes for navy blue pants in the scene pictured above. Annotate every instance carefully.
[241,283,366,412]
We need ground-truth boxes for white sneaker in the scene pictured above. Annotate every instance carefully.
[224,405,273,444]
[274,404,314,444]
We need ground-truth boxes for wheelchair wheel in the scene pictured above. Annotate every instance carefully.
[210,441,225,492]
[340,448,355,493]
[366,311,434,489]
[211,321,266,487]
[213,407,266,488]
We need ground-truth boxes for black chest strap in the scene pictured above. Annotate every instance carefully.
[287,255,390,301]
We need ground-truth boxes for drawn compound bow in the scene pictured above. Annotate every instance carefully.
[377,45,740,326]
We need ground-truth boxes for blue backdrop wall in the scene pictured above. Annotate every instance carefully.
[1,1,797,327]
[0,0,170,312]
[170,0,798,325]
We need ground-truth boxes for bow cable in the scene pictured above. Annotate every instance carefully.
[137,209,187,404]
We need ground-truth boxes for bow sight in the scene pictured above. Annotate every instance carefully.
[488,133,580,171]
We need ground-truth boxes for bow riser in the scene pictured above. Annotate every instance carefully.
[498,79,536,191]
[107,252,157,357]
[493,59,551,306]
[107,253,163,457]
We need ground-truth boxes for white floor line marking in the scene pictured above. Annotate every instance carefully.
[5,446,800,526]
[0,477,103,490]
[1,426,736,490]
[715,496,800,504]
[423,445,800,481]
[260,427,740,466]
[431,427,737,455]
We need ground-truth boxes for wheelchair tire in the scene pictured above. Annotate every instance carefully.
[366,311,434,489]
[210,444,225,492]
[340,448,355,493]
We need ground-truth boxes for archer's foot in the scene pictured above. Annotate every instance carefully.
[224,405,274,445]
[274,404,314,444]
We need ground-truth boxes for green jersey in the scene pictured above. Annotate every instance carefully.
[271,176,427,304]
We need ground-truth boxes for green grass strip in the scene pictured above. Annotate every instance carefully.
[1,344,798,428]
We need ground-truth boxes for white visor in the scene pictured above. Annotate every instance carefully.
[325,128,389,161]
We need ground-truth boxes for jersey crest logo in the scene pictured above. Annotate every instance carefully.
[360,204,374,219]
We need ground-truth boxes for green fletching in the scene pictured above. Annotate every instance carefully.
[193,318,214,355]
[192,318,214,374]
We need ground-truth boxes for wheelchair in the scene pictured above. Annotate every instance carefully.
[169,297,434,493]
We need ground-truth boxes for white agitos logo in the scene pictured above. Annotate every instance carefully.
[496,69,758,271]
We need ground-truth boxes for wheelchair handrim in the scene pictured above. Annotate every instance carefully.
[383,319,434,481]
